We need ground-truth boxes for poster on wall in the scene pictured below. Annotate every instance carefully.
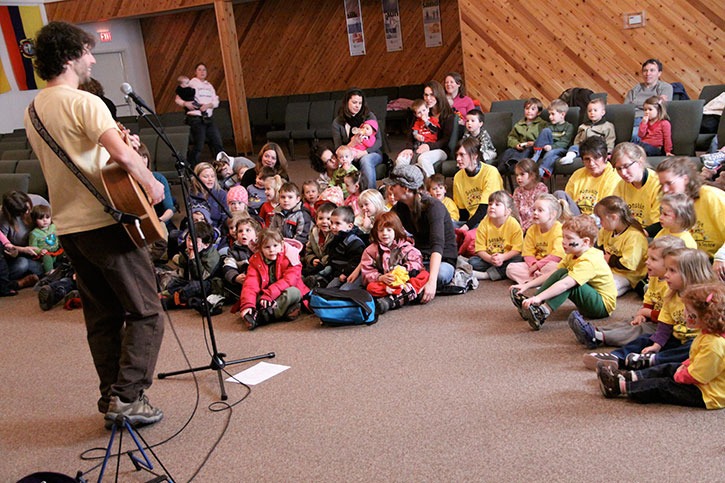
[382,0,403,52]
[422,0,442,48]
[344,0,366,56]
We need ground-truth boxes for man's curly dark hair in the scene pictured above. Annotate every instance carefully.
[33,21,95,81]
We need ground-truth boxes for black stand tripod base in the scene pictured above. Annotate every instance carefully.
[157,352,275,400]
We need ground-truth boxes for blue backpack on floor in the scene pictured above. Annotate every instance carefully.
[308,287,378,326]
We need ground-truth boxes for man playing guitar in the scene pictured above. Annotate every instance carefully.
[24,22,166,428]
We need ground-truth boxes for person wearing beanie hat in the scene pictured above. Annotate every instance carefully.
[226,185,249,214]
[388,164,458,303]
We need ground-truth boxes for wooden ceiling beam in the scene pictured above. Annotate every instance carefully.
[214,0,252,154]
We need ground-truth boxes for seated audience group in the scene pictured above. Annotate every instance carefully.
[3,66,725,411]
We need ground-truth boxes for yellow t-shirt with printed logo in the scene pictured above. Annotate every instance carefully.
[654,227,697,249]
[687,333,725,409]
[691,185,725,258]
[659,292,698,342]
[643,276,668,316]
[522,221,564,260]
[564,165,619,215]
[597,225,648,287]
[612,169,661,228]
[453,164,504,218]
[474,215,523,255]
[558,246,617,314]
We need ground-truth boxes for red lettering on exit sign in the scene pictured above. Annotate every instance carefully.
[98,31,112,43]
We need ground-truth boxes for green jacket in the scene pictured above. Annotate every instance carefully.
[507,117,547,148]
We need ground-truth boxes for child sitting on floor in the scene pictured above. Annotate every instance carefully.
[28,204,61,274]
[584,247,717,372]
[510,215,617,330]
[223,217,261,301]
[654,193,697,248]
[269,182,313,246]
[303,202,335,278]
[343,171,362,215]
[570,235,685,350]
[259,174,283,228]
[512,158,549,232]
[360,211,430,314]
[596,282,725,409]
[506,194,566,285]
[593,196,648,297]
[469,190,524,281]
[239,229,309,330]
[427,174,459,222]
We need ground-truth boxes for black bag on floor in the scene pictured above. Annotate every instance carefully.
[308,287,377,326]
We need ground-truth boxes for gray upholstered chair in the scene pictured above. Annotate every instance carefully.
[490,99,526,129]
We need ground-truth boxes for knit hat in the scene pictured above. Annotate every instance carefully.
[383,164,425,190]
[227,185,248,206]
[190,203,212,224]
[361,119,378,133]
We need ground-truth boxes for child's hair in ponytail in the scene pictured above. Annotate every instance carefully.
[594,196,644,233]
[535,193,572,222]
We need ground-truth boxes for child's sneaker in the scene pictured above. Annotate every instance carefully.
[375,296,394,315]
[568,311,600,349]
[526,304,549,330]
[624,352,655,370]
[583,352,620,371]
[596,362,624,398]
[285,303,302,321]
[510,288,528,321]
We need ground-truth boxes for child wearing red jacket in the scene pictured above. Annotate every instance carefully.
[239,229,310,330]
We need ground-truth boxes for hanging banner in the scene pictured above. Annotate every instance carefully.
[0,6,45,90]
[0,60,11,94]
[422,0,442,48]
[344,0,366,56]
[382,0,402,52]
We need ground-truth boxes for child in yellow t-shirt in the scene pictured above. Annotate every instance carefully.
[587,248,717,372]
[597,282,725,409]
[469,191,523,281]
[572,236,686,351]
[506,193,566,284]
[426,174,459,222]
[510,215,617,330]
[594,196,648,296]
[654,193,697,248]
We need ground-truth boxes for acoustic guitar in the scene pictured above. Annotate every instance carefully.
[100,162,168,248]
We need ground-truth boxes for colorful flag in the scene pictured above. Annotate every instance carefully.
[0,6,45,91]
[0,59,10,94]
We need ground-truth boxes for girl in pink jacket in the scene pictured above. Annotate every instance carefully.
[239,229,310,330]
[360,211,430,314]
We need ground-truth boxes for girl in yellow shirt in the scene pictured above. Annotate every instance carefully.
[594,196,648,296]
[598,282,725,409]
[470,191,523,281]
[654,193,697,248]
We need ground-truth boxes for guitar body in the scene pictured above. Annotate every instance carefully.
[101,163,167,248]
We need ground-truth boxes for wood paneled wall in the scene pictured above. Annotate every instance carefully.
[46,0,213,23]
[140,0,463,113]
[459,0,724,111]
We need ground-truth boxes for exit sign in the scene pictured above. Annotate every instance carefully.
[98,30,112,43]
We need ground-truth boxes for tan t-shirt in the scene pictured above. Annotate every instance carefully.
[24,85,119,235]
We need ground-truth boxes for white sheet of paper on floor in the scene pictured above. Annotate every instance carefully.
[225,361,290,385]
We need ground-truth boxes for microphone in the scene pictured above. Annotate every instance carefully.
[120,83,154,112]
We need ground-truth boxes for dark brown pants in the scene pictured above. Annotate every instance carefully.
[60,224,164,410]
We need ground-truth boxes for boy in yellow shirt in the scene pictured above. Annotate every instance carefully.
[510,215,617,330]
[426,174,459,222]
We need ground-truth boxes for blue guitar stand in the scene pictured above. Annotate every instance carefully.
[96,415,174,483]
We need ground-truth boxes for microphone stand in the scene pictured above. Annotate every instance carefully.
[131,100,274,400]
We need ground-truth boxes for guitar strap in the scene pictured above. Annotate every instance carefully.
[27,100,138,225]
